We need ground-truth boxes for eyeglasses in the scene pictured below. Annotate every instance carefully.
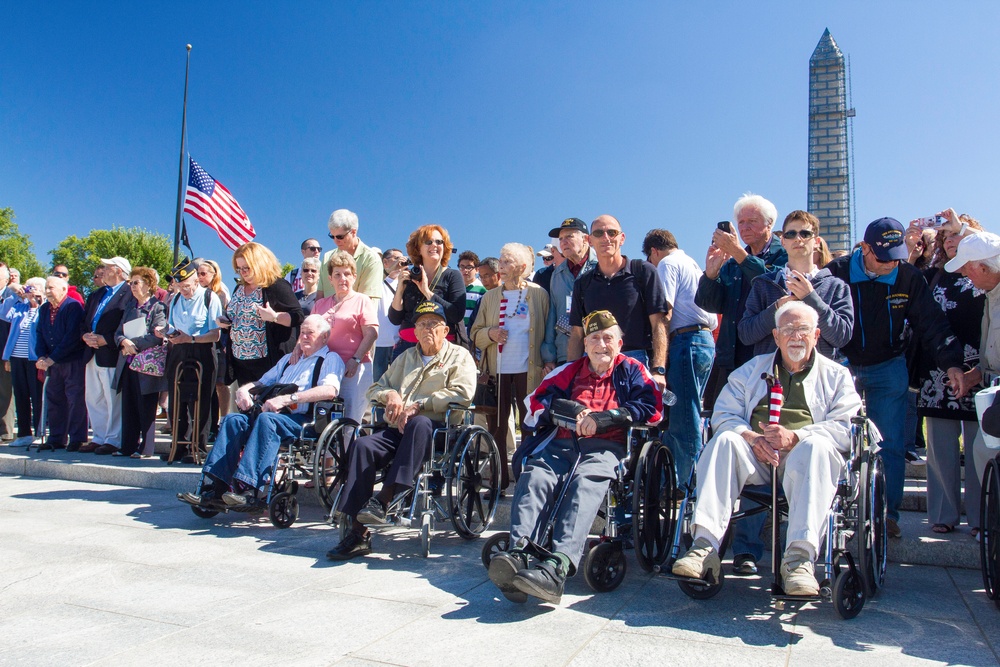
[301,268,318,274]
[781,229,815,240]
[128,280,145,286]
[415,320,445,330]
[197,270,214,276]
[590,229,621,239]
[777,326,815,338]
[235,266,253,274]
[53,271,69,277]
[423,239,445,246]
[458,265,476,271]
[304,246,322,252]
[329,230,353,241]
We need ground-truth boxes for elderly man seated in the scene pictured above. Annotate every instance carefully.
[326,301,476,561]
[488,310,662,605]
[178,314,344,509]
[671,301,862,596]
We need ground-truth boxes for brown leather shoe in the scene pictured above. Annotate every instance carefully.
[78,442,101,453]
[94,444,119,455]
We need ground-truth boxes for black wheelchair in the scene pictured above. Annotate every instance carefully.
[982,451,1000,610]
[645,406,887,619]
[317,403,503,557]
[479,404,660,594]
[187,398,346,529]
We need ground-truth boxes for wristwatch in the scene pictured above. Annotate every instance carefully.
[651,366,667,375]
[290,393,299,404]
[351,356,362,364]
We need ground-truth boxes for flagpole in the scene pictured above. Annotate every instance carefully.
[172,44,192,264]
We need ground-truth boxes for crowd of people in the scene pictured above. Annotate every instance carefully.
[3,198,999,605]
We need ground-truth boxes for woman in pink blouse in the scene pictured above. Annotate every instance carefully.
[313,253,379,424]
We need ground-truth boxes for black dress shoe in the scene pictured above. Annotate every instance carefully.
[37,442,54,452]
[488,551,528,603]
[512,559,567,605]
[66,442,83,453]
[326,530,373,561]
[94,444,119,455]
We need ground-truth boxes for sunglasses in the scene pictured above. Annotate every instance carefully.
[590,229,621,239]
[301,269,318,274]
[781,229,815,240]
[304,245,322,252]
[423,239,445,246]
[53,271,69,277]
[329,231,353,241]
[235,266,253,274]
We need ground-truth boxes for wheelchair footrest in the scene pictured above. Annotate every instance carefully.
[663,573,721,587]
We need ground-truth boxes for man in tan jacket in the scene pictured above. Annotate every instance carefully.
[327,301,476,560]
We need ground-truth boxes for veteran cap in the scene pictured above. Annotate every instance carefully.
[863,217,908,262]
[582,310,618,336]
[413,300,446,322]
[549,217,589,238]
[170,257,196,282]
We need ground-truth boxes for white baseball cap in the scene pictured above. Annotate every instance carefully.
[100,256,132,275]
[944,232,1000,273]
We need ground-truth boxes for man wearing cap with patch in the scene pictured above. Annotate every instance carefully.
[826,217,971,537]
[79,257,137,455]
[326,301,477,560]
[542,218,598,372]
[940,226,1000,485]
[488,310,662,604]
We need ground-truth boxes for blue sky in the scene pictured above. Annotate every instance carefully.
[3,2,998,280]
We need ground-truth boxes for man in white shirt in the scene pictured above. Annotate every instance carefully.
[373,249,405,383]
[643,229,718,492]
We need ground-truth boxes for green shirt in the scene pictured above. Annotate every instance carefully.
[320,238,382,301]
[750,357,814,434]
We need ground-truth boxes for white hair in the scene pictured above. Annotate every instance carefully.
[327,209,359,234]
[24,277,45,293]
[500,242,535,279]
[301,313,331,337]
[980,255,1000,274]
[301,257,321,271]
[775,300,819,329]
[733,192,778,227]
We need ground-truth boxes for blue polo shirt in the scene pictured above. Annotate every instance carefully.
[168,286,223,336]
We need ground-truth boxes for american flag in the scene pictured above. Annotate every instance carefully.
[183,157,255,250]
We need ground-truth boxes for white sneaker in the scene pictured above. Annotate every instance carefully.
[780,547,819,596]
[671,537,722,582]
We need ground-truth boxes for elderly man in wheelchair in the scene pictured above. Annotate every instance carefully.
[178,314,345,511]
[671,301,862,597]
[487,310,662,604]
[326,300,477,561]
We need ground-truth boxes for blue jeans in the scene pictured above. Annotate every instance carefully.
[664,329,714,491]
[852,356,908,521]
[622,349,649,366]
[203,411,306,491]
[372,346,393,385]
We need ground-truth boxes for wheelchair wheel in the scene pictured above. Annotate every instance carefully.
[420,513,432,558]
[583,541,627,592]
[480,531,511,569]
[312,420,358,512]
[678,573,724,600]
[268,492,298,529]
[447,426,502,539]
[190,504,219,519]
[858,450,887,596]
[832,567,866,620]
[632,441,676,572]
[981,457,1000,606]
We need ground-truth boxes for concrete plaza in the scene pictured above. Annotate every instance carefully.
[1,474,998,666]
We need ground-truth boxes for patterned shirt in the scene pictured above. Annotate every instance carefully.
[227,286,268,360]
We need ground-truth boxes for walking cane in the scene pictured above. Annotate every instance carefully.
[30,372,49,452]
[763,370,784,594]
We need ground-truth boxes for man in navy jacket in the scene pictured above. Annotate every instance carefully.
[36,277,87,450]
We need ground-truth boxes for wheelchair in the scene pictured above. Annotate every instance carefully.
[187,399,346,529]
[479,411,659,594]
[982,452,1000,610]
[320,403,503,557]
[648,406,887,619]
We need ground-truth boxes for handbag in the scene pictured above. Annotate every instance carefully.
[129,343,168,377]
[473,354,498,409]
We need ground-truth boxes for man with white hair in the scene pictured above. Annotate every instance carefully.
[319,209,382,301]
[179,314,344,510]
[942,227,1000,485]
[36,276,88,450]
[79,257,137,454]
[671,301,862,596]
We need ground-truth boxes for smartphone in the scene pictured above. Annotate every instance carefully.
[717,221,733,234]
[166,330,181,338]
[915,215,948,229]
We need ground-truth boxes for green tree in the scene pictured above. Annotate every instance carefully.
[0,208,46,279]
[281,262,295,277]
[50,226,174,295]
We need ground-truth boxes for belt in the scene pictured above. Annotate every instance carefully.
[669,324,711,339]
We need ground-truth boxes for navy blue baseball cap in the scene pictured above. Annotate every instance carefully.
[863,217,908,261]
[549,217,588,238]
[413,300,446,323]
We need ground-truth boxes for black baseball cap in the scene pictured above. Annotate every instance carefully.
[549,217,588,238]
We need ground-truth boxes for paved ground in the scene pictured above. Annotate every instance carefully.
[1,474,998,667]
